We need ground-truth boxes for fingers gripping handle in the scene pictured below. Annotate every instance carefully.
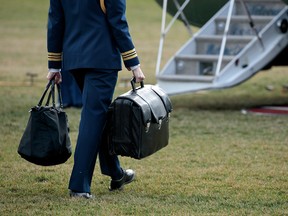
[130,77,144,92]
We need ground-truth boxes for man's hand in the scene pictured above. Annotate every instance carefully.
[132,67,145,83]
[47,71,62,84]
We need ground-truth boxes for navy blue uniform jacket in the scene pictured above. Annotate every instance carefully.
[47,0,140,71]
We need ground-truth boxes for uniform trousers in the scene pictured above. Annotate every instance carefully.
[68,69,123,193]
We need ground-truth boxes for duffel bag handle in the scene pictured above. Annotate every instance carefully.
[37,78,64,109]
[130,77,144,92]
[37,79,53,107]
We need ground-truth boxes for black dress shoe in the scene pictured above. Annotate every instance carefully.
[109,169,135,191]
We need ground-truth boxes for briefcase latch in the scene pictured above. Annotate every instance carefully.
[145,122,151,133]
[158,119,162,130]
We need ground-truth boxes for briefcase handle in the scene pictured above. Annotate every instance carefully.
[130,78,144,92]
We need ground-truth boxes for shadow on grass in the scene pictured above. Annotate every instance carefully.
[170,90,288,111]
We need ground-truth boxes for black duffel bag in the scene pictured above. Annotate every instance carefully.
[18,80,72,166]
[107,79,172,159]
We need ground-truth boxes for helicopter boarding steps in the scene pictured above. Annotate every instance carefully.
[156,0,288,95]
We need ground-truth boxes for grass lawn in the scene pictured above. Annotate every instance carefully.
[0,0,287,215]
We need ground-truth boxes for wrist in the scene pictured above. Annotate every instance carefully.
[48,68,61,73]
[130,64,140,71]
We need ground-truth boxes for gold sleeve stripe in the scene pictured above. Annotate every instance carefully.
[100,0,106,14]
[121,48,136,56]
[121,49,138,61]
[48,52,61,56]
[122,53,138,61]
[48,52,62,61]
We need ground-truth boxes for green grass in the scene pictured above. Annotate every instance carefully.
[1,0,288,215]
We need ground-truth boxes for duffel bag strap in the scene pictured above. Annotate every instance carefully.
[37,80,53,107]
[37,79,64,109]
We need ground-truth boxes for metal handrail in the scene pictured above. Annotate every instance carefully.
[239,0,264,49]
[156,0,191,75]
[214,0,235,79]
[173,0,193,36]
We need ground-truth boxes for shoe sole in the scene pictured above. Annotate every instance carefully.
[109,173,136,191]
[69,192,93,199]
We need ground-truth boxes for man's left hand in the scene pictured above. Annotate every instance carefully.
[47,71,62,84]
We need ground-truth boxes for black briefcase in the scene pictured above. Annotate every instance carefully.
[107,79,172,159]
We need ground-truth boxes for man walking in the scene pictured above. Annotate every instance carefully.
[46,0,145,198]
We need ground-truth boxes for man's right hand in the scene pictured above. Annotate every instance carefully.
[132,67,145,83]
